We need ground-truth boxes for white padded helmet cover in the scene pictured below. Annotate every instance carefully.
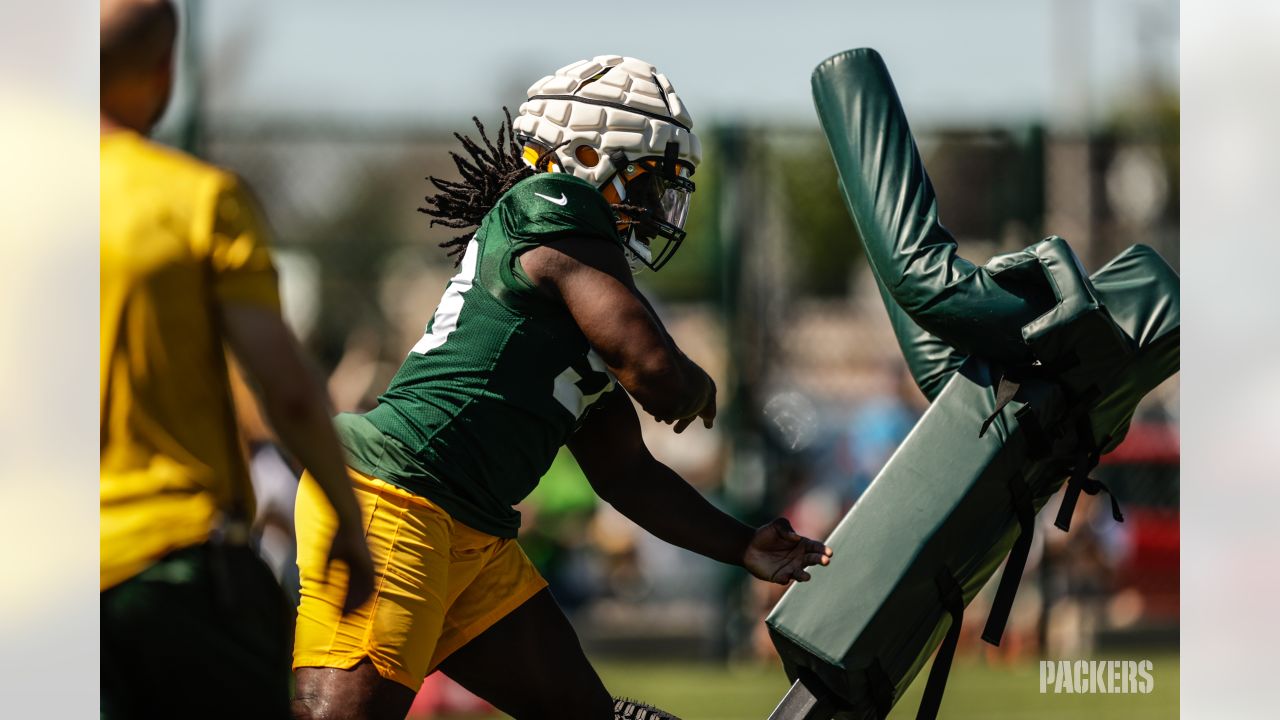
[512,55,702,187]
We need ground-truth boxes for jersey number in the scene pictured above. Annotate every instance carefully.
[553,351,615,420]
[411,240,478,355]
[410,238,612,421]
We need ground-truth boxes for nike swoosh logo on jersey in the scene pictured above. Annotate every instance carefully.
[534,191,568,206]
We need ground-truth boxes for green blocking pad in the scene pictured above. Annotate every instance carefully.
[767,357,1062,719]
[766,245,1177,719]
[811,48,1048,396]
[765,49,1179,719]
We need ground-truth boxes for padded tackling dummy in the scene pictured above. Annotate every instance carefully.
[765,49,1179,720]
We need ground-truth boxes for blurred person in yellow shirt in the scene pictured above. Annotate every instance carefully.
[99,1,374,716]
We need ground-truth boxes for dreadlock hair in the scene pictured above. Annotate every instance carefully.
[419,108,564,264]
[610,203,657,230]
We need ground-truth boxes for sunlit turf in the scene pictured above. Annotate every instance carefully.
[886,652,1179,720]
[433,652,1178,719]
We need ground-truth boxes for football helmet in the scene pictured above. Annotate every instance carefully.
[512,55,701,271]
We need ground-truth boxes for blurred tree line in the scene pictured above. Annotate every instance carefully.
[646,125,1049,302]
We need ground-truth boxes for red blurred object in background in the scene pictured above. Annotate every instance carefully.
[407,672,493,719]
[1097,421,1180,622]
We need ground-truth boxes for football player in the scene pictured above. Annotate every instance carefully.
[291,56,832,720]
[100,2,374,716]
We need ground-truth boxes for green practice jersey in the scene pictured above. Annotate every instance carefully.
[336,173,623,537]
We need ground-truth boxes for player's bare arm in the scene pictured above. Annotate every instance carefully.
[522,236,715,431]
[568,389,832,583]
[629,287,714,431]
[221,302,375,613]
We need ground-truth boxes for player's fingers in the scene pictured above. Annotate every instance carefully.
[806,539,834,557]
[802,552,830,567]
[792,569,812,583]
[673,417,694,433]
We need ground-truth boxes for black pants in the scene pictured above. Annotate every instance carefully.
[101,542,293,719]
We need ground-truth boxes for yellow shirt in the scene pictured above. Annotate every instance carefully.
[100,130,280,590]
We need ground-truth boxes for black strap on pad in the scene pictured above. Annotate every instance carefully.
[979,375,1021,439]
[866,659,895,719]
[1054,418,1124,532]
[915,570,964,720]
[982,474,1036,646]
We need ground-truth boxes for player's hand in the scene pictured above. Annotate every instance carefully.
[326,519,375,615]
[742,518,833,585]
[668,366,717,434]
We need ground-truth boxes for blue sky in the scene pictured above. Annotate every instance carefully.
[188,0,1177,128]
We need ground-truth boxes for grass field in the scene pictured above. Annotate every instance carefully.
[436,652,1178,719]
